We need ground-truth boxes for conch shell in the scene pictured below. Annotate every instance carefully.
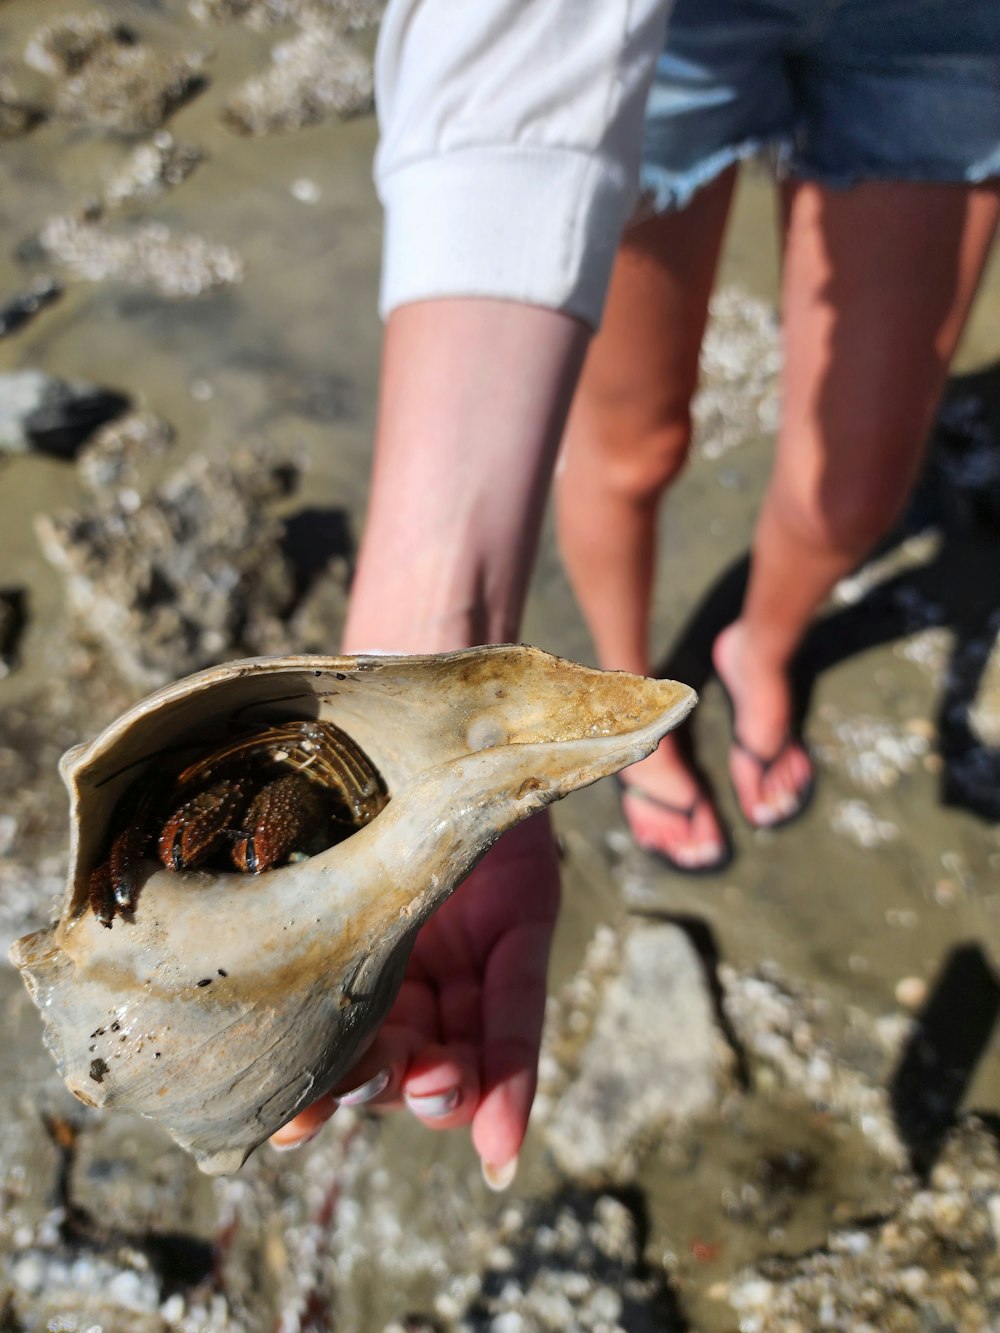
[11,646,694,1174]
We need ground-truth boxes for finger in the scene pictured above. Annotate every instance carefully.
[406,884,478,982]
[384,976,439,1038]
[473,1048,537,1188]
[401,1040,480,1129]
[269,977,440,1150]
[436,972,483,1050]
[462,815,559,968]
[471,919,552,1183]
[269,1023,415,1151]
[271,1022,478,1149]
[330,1014,437,1109]
[270,1092,338,1150]
[334,974,442,1108]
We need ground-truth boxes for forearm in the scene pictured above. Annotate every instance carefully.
[343,299,590,654]
[349,0,676,656]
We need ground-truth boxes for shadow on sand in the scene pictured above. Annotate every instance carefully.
[889,943,1000,1175]
[652,363,1000,1172]
[654,359,1000,821]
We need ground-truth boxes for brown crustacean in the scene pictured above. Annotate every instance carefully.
[89,719,389,927]
[10,646,695,1175]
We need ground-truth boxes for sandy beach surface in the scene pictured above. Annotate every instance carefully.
[1,3,999,1329]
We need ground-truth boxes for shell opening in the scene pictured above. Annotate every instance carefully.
[83,718,390,929]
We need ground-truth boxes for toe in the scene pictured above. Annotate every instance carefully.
[622,790,727,870]
[736,741,812,827]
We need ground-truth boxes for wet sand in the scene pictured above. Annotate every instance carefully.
[1,2,999,1329]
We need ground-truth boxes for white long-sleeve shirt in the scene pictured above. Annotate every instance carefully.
[374,0,673,328]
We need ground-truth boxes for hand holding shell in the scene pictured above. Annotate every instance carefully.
[10,645,695,1174]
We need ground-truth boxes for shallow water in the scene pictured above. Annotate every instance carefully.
[1,2,999,1329]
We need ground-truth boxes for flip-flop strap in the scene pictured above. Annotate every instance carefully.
[617,777,700,823]
[731,732,790,777]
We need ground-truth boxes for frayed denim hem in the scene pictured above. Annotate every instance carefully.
[638,139,1000,218]
[637,136,789,217]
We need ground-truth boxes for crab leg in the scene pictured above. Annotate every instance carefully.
[175,722,388,825]
[158,778,252,871]
[100,776,171,915]
[231,773,330,873]
[87,720,389,925]
[88,861,116,929]
[290,723,388,824]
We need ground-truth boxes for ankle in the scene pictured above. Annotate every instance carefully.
[715,620,792,688]
[712,620,746,683]
[625,737,697,791]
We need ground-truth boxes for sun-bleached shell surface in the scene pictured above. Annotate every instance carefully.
[10,646,695,1174]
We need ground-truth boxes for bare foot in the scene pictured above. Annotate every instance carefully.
[618,734,729,871]
[712,622,813,828]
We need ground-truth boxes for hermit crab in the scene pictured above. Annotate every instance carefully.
[11,646,695,1174]
[89,718,389,927]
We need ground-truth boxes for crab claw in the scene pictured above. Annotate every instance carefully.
[158,779,251,872]
[231,774,329,873]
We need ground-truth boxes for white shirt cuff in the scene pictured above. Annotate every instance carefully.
[378,143,631,328]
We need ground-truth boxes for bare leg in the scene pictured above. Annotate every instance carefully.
[715,179,1000,825]
[556,167,737,867]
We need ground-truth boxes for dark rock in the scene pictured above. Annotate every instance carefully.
[0,371,130,459]
[459,1190,686,1331]
[0,589,27,679]
[0,277,63,340]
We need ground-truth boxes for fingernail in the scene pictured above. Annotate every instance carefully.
[404,1087,461,1120]
[334,1068,391,1107]
[270,1125,321,1153]
[481,1155,518,1192]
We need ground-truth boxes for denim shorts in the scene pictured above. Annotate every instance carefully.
[641,0,1000,213]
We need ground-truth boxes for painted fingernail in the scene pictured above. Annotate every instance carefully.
[481,1155,518,1192]
[270,1125,321,1152]
[404,1087,461,1119]
[334,1068,391,1107]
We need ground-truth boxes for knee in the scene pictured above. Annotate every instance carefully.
[596,410,695,504]
[773,458,914,560]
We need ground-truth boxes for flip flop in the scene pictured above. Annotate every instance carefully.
[615,775,733,876]
[729,731,815,832]
[714,673,815,831]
